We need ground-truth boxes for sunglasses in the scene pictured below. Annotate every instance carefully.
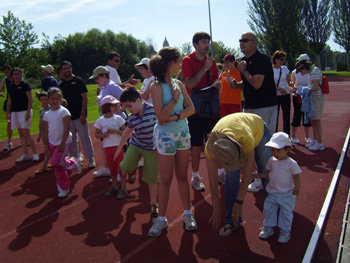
[239,38,254,43]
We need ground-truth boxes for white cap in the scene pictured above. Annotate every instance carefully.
[265,132,292,149]
[296,54,310,61]
[134,58,150,68]
[41,64,54,75]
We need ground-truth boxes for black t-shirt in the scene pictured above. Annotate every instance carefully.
[242,50,277,109]
[8,80,31,112]
[59,76,88,120]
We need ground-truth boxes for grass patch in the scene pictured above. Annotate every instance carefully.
[323,71,350,76]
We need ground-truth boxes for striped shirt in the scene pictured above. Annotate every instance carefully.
[308,65,323,97]
[127,102,157,150]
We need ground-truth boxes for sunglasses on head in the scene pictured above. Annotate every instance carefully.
[239,38,254,43]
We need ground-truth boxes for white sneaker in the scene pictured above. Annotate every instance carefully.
[305,140,316,148]
[3,142,13,151]
[309,143,325,151]
[88,158,96,169]
[278,230,291,243]
[78,153,84,164]
[16,154,31,163]
[93,167,110,177]
[182,213,198,231]
[259,226,274,239]
[305,137,312,144]
[148,217,168,237]
[32,153,40,162]
[247,178,263,192]
[191,176,205,191]
[291,137,300,144]
[58,190,69,198]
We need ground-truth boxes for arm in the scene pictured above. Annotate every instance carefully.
[292,173,301,195]
[150,82,175,126]
[119,74,141,89]
[58,115,71,152]
[108,124,126,135]
[43,121,50,156]
[0,79,5,95]
[183,57,214,90]
[114,126,134,160]
[80,92,88,125]
[6,96,12,122]
[25,91,33,121]
[94,128,109,139]
[237,60,264,90]
[253,170,269,179]
[309,79,321,93]
[140,80,154,101]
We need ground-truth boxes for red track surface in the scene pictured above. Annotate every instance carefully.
[0,77,349,263]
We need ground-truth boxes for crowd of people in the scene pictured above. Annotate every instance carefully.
[0,31,326,243]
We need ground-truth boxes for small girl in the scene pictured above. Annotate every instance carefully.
[43,88,82,198]
[254,132,301,243]
[94,95,127,199]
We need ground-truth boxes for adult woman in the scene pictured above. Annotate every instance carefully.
[272,51,291,136]
[6,67,38,162]
[295,59,324,151]
[148,47,196,237]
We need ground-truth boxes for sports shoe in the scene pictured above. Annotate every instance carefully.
[75,160,82,174]
[105,187,119,197]
[58,189,69,198]
[117,188,128,200]
[35,167,48,174]
[32,153,40,162]
[88,158,96,169]
[305,137,312,144]
[3,142,13,151]
[93,167,110,177]
[247,178,263,192]
[78,153,84,164]
[148,217,168,237]
[305,140,316,148]
[182,212,198,231]
[16,154,31,163]
[259,226,274,239]
[278,230,291,243]
[218,171,226,185]
[309,143,325,151]
[191,176,205,191]
[291,137,300,144]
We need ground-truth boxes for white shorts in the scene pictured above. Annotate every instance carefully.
[11,110,32,130]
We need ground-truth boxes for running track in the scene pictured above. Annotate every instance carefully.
[0,77,349,263]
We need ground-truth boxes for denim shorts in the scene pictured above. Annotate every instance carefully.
[154,126,191,155]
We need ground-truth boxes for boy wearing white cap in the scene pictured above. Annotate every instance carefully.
[254,132,301,243]
[134,58,154,104]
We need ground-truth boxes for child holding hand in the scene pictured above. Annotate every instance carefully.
[254,132,301,243]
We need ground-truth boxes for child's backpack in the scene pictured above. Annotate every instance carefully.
[320,73,329,94]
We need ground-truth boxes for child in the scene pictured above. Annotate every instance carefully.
[35,92,51,174]
[114,86,158,216]
[148,47,196,237]
[254,132,301,243]
[94,95,127,199]
[43,88,82,198]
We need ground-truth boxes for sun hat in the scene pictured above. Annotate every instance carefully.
[41,64,54,75]
[101,95,119,106]
[296,54,310,61]
[222,54,236,62]
[89,66,110,79]
[265,132,292,149]
[295,59,312,74]
[134,58,150,68]
[206,131,247,171]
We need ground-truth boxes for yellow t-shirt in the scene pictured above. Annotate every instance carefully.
[205,113,264,158]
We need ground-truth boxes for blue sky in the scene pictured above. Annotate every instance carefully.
[0,0,343,54]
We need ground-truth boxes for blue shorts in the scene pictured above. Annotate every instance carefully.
[154,127,191,155]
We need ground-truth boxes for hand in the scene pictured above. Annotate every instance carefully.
[204,57,214,71]
[252,173,260,179]
[128,74,141,86]
[278,87,287,95]
[172,83,181,100]
[211,79,221,90]
[102,131,109,138]
[25,112,30,121]
[209,205,222,229]
[80,115,86,125]
[113,149,121,161]
[232,203,242,225]
[6,113,11,122]
[292,187,300,196]
[237,60,247,72]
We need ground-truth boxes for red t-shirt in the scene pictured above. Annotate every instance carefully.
[181,51,219,94]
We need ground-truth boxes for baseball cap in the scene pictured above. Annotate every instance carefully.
[222,54,236,62]
[89,66,109,79]
[265,132,292,149]
[296,54,310,61]
[134,58,150,68]
[101,95,120,106]
[41,64,54,75]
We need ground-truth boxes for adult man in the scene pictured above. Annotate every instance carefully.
[59,61,95,168]
[105,52,140,89]
[0,65,14,151]
[40,64,58,92]
[181,31,221,191]
[233,32,277,192]
[134,58,154,104]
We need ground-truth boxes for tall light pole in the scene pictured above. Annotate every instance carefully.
[208,0,214,57]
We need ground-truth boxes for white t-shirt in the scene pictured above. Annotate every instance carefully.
[141,76,154,104]
[292,69,309,97]
[266,156,302,194]
[94,114,125,148]
[43,106,72,146]
[273,66,290,95]
[105,65,121,84]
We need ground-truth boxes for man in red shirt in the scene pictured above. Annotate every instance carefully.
[181,31,221,191]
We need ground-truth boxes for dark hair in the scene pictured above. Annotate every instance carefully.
[102,103,112,114]
[120,86,141,103]
[59,60,72,69]
[107,52,121,61]
[11,67,22,77]
[295,59,313,73]
[192,31,211,47]
[149,47,180,83]
[271,50,287,64]
[38,91,48,99]
[47,87,62,98]
[1,64,11,72]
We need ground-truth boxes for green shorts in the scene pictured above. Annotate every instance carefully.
[120,144,158,185]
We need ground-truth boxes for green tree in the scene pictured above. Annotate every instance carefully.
[0,11,38,67]
[179,42,193,57]
[303,0,332,69]
[333,0,350,71]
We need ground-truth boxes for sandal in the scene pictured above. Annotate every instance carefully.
[35,167,48,174]
[128,170,136,184]
[219,223,239,238]
[150,203,159,218]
